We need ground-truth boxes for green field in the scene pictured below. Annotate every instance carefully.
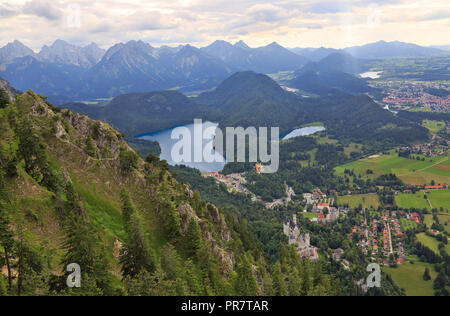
[337,194,380,209]
[422,120,446,133]
[400,218,418,231]
[395,191,431,210]
[384,260,438,296]
[427,190,450,211]
[335,151,450,186]
[417,233,450,254]
[424,214,450,233]
[299,212,319,220]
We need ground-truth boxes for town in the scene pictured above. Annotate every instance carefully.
[371,80,450,112]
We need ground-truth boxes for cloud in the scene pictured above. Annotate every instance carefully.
[0,0,448,50]
[126,11,181,31]
[22,0,62,21]
[418,11,450,21]
[246,4,296,23]
[0,3,19,18]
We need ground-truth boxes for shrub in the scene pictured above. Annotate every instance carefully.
[120,149,139,172]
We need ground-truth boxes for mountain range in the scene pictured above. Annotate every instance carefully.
[201,41,309,74]
[289,52,373,96]
[0,39,448,103]
[344,40,445,59]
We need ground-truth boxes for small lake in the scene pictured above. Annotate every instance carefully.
[282,126,326,140]
[138,121,227,173]
[138,124,326,172]
[359,71,383,79]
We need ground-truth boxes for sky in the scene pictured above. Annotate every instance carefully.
[0,0,449,51]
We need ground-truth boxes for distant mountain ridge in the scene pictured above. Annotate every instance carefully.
[289,47,343,62]
[0,39,447,103]
[201,41,309,74]
[0,40,36,64]
[289,52,373,96]
[38,39,105,68]
[344,40,446,59]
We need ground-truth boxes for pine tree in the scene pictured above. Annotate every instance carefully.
[235,254,258,296]
[85,136,97,158]
[0,88,9,109]
[287,268,301,296]
[423,267,431,281]
[120,214,155,278]
[183,259,204,295]
[186,217,202,257]
[120,190,135,226]
[16,224,44,296]
[0,203,14,290]
[61,216,113,295]
[300,259,312,296]
[272,262,287,296]
[120,191,155,278]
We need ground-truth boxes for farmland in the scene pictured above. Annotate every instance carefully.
[397,189,450,212]
[337,194,380,209]
[427,190,450,211]
[335,151,450,186]
[395,191,431,210]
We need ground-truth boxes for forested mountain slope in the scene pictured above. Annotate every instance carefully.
[0,90,334,296]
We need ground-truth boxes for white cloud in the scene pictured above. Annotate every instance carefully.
[22,0,62,21]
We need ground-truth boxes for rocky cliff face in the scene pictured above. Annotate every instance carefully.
[0,78,17,101]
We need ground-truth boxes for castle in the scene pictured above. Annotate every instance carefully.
[283,214,319,261]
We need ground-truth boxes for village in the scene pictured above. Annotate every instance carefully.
[203,165,297,209]
[202,165,448,268]
[400,133,450,157]
[372,80,450,112]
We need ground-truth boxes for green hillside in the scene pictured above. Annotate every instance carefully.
[0,90,335,296]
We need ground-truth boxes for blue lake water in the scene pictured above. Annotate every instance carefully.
[359,71,383,79]
[138,121,227,172]
[282,126,326,140]
[138,123,326,172]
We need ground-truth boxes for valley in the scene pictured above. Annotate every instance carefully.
[0,37,449,298]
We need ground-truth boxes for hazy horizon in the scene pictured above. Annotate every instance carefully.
[2,38,450,54]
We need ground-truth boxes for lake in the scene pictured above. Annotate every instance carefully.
[282,126,326,140]
[359,71,383,79]
[138,123,326,172]
[138,121,227,172]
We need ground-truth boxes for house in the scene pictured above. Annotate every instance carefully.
[408,212,421,224]
[333,249,345,260]
[317,203,329,211]
[396,258,405,265]
[425,185,444,190]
